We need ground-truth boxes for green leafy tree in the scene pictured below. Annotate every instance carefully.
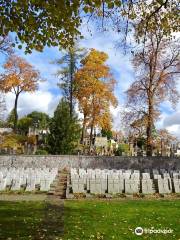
[115,144,130,156]
[27,111,50,129]
[54,45,85,117]
[1,1,178,52]
[101,129,113,140]
[17,117,32,135]
[6,109,15,128]
[48,99,81,154]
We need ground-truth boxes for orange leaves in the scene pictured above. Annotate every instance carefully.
[0,54,41,130]
[74,49,117,131]
[0,54,40,95]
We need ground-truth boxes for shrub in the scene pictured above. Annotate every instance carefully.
[35,149,48,155]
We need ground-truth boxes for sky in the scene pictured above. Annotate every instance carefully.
[0,22,180,139]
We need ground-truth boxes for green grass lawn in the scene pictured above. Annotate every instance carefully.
[0,199,180,240]
[0,201,45,240]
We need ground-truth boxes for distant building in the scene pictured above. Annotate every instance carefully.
[173,142,180,157]
[94,137,108,148]
[0,128,13,134]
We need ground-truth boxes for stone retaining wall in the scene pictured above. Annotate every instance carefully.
[0,155,179,170]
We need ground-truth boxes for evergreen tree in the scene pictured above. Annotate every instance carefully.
[48,99,80,154]
[101,129,113,140]
[54,45,85,117]
[27,111,50,129]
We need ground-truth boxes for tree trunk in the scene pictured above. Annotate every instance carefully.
[89,120,94,148]
[69,52,74,117]
[13,93,19,132]
[81,115,86,144]
[146,100,153,156]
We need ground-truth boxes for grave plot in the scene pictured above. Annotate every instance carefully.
[0,167,58,192]
[68,168,180,198]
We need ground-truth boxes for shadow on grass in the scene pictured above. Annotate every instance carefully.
[35,201,64,240]
[0,200,64,240]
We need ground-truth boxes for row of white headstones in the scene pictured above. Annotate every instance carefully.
[0,167,58,191]
[70,168,180,194]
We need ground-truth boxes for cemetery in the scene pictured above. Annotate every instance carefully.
[0,155,180,197]
[0,156,180,239]
[0,1,179,238]
[68,168,180,197]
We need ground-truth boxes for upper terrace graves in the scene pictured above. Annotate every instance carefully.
[69,168,180,196]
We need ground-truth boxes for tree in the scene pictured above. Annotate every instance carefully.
[0,133,27,154]
[125,31,179,156]
[0,36,13,118]
[97,1,179,47]
[54,45,85,116]
[74,49,117,145]
[6,109,16,128]
[48,98,81,154]
[0,1,178,52]
[154,129,177,156]
[101,129,113,140]
[115,143,130,156]
[17,117,32,135]
[27,111,50,130]
[0,55,40,132]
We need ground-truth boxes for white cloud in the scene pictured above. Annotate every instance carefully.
[163,112,180,127]
[166,125,180,139]
[5,91,60,118]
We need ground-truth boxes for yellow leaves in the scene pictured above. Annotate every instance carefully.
[81,48,108,66]
[74,49,117,131]
[0,54,40,95]
[0,133,27,150]
[27,135,37,145]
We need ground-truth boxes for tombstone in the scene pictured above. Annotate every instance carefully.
[142,179,155,194]
[153,174,162,179]
[131,173,140,180]
[173,179,180,193]
[163,173,170,179]
[123,172,131,179]
[158,179,171,194]
[0,179,6,191]
[26,177,36,191]
[40,179,51,191]
[173,173,180,179]
[125,179,139,194]
[90,178,106,194]
[5,177,12,190]
[72,178,85,193]
[142,173,151,179]
[108,178,124,194]
[11,177,21,190]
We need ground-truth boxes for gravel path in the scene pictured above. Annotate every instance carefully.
[0,193,47,201]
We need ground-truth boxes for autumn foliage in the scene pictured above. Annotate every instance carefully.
[0,55,40,131]
[74,49,118,145]
[125,31,180,156]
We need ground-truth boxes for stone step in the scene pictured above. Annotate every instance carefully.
[47,170,69,198]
